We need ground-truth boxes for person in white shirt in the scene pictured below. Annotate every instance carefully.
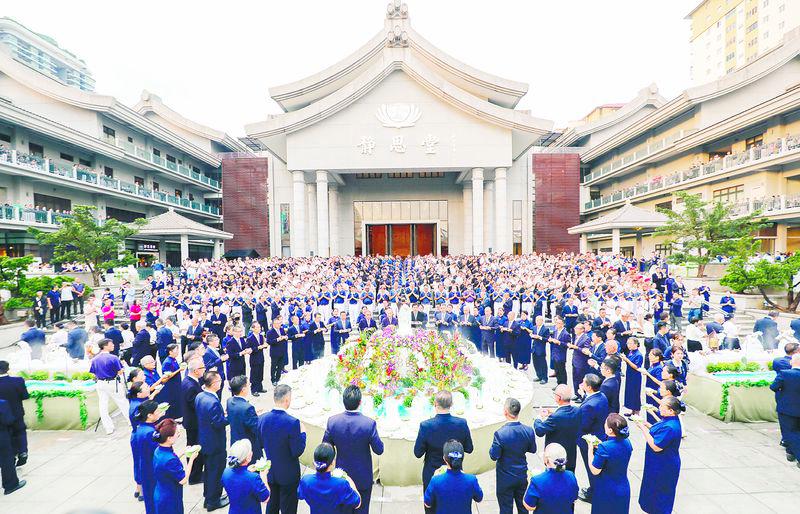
[722,317,740,350]
[60,282,74,320]
[685,318,706,353]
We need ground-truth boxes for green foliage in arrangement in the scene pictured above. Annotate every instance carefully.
[706,362,762,373]
[28,389,89,429]
[719,380,772,419]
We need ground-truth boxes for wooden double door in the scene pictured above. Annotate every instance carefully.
[367,223,436,256]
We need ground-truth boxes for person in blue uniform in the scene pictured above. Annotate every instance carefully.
[333,311,352,355]
[267,318,289,386]
[523,443,579,513]
[227,376,262,461]
[562,297,579,334]
[770,354,800,465]
[226,325,250,382]
[203,334,229,399]
[489,397,536,514]
[478,306,497,358]
[0,361,29,467]
[180,359,205,485]
[258,384,307,514]
[530,315,550,384]
[309,313,326,360]
[623,338,644,416]
[195,370,230,511]
[222,438,271,514]
[534,384,580,473]
[153,418,197,514]
[246,322,267,395]
[512,310,532,370]
[128,380,150,501]
[571,322,592,396]
[132,400,160,513]
[298,442,362,514]
[550,317,570,385]
[414,390,474,514]
[322,385,384,514]
[159,344,182,419]
[155,319,174,363]
[719,291,736,319]
[495,308,512,363]
[0,397,24,495]
[577,373,609,503]
[423,439,482,514]
[599,358,621,414]
[287,315,306,370]
[641,349,665,424]
[301,312,315,363]
[586,413,632,514]
[755,311,780,349]
[636,396,684,514]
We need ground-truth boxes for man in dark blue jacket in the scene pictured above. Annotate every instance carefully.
[154,318,174,362]
[287,315,306,370]
[102,319,124,355]
[577,373,610,503]
[227,375,262,461]
[180,358,205,484]
[202,334,229,399]
[414,390,474,514]
[478,306,497,358]
[755,311,780,349]
[323,385,384,514]
[774,342,799,374]
[770,354,800,466]
[258,385,307,514]
[333,311,353,355]
[308,313,326,360]
[549,317,571,385]
[267,318,289,386]
[0,398,24,494]
[131,320,152,367]
[0,361,29,466]
[530,315,550,384]
[489,397,536,514]
[534,384,580,472]
[195,370,229,510]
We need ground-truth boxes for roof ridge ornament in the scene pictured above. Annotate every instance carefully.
[387,25,409,47]
[386,1,409,20]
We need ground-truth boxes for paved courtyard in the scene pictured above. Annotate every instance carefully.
[0,367,798,514]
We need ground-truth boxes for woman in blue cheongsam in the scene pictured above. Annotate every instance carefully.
[423,440,483,514]
[637,396,684,514]
[298,442,362,514]
[642,348,664,424]
[523,442,578,513]
[586,413,633,514]
[128,379,150,501]
[153,418,197,514]
[159,344,182,419]
[222,439,270,514]
[132,400,160,514]
[623,338,643,415]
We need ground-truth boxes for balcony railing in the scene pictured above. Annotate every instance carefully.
[106,138,220,189]
[730,193,800,217]
[0,205,68,227]
[583,135,800,212]
[582,128,700,184]
[0,146,220,216]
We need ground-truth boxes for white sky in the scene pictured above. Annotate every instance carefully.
[3,0,698,136]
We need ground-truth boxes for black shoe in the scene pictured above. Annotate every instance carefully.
[134,491,140,499]
[206,497,230,511]
[137,495,144,502]
[15,452,27,467]
[539,379,547,385]
[4,480,26,495]
[578,487,592,503]
[780,440,787,448]
[787,451,797,462]
[252,392,260,397]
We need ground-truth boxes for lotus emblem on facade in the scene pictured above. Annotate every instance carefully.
[375,103,421,128]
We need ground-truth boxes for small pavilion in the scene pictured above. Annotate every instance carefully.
[133,209,233,263]
[568,201,668,255]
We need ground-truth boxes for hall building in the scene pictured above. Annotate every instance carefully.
[0,18,246,264]
[568,26,800,256]
[228,1,581,258]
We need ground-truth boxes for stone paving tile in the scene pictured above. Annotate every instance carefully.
[704,493,777,513]
[676,468,746,496]
[750,492,800,514]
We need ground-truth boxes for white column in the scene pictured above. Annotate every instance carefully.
[315,171,330,257]
[329,185,339,256]
[291,170,306,257]
[471,168,484,254]
[462,183,473,255]
[484,181,495,253]
[580,234,588,253]
[611,228,621,254]
[494,167,507,253]
[212,240,222,259]
[306,183,317,256]
[180,234,189,262]
[635,233,643,257]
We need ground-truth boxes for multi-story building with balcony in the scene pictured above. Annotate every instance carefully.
[567,27,800,256]
[0,37,248,265]
[687,0,800,85]
[0,17,95,92]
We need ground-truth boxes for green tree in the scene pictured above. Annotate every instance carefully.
[655,191,766,277]
[29,205,145,285]
[721,254,800,312]
[0,255,34,295]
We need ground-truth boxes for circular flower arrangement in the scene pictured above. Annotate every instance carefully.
[326,326,484,408]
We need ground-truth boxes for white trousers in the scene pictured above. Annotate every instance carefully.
[95,379,129,434]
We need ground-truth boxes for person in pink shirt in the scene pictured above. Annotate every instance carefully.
[101,298,115,323]
[129,299,142,323]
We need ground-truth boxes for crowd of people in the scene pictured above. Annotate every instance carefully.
[6,252,800,513]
